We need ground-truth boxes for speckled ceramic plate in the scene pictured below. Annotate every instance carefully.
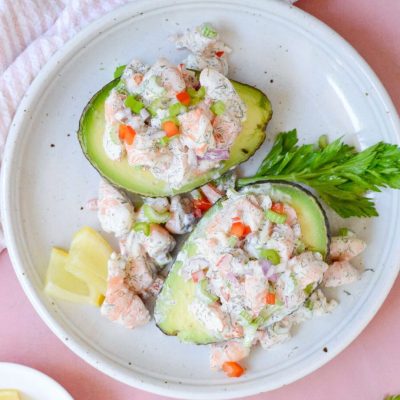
[2,0,400,398]
[0,363,72,400]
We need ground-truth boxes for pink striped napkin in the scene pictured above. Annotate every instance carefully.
[0,0,130,253]
[0,0,297,254]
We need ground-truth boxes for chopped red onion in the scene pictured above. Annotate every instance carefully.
[226,272,238,284]
[261,260,271,277]
[200,149,230,161]
[268,273,279,283]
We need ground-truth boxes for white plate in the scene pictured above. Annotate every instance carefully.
[0,363,72,400]
[1,0,400,399]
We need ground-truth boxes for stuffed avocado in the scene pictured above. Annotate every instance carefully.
[77,24,272,197]
[154,181,330,345]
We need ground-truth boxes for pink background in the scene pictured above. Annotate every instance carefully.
[1,0,399,399]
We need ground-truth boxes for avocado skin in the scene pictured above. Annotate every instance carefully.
[154,181,330,344]
[77,77,272,197]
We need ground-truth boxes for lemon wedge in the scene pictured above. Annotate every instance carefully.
[45,247,104,306]
[0,389,20,399]
[66,226,112,295]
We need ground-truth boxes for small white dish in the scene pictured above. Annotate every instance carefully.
[0,363,73,400]
[1,0,400,399]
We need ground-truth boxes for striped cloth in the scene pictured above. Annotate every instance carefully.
[0,0,297,253]
[0,0,130,253]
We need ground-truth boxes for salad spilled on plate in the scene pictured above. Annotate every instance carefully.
[45,23,400,379]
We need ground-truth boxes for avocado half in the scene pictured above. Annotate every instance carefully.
[78,78,272,197]
[154,181,330,344]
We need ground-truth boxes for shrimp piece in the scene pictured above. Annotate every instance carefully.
[101,253,150,329]
[174,26,231,75]
[97,180,134,237]
[213,113,242,149]
[244,261,268,316]
[140,58,185,100]
[210,340,250,370]
[165,196,196,234]
[125,252,157,293]
[177,63,199,89]
[142,224,176,266]
[329,236,366,262]
[265,224,296,263]
[199,68,246,121]
[122,59,150,94]
[181,257,210,281]
[145,275,164,297]
[289,251,328,288]
[179,108,215,157]
[104,89,127,125]
[283,204,298,227]
[323,261,361,287]
[228,195,264,232]
[158,61,186,94]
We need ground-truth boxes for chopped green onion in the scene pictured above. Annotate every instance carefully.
[290,273,298,287]
[210,100,226,115]
[114,64,126,79]
[253,315,267,327]
[125,95,144,114]
[338,227,349,236]
[228,236,238,247]
[304,298,313,310]
[115,80,128,94]
[143,204,170,224]
[265,209,287,224]
[187,87,197,97]
[304,283,314,296]
[201,23,218,38]
[133,222,150,236]
[259,249,281,265]
[198,279,219,303]
[239,310,253,324]
[186,242,198,257]
[318,134,329,149]
[147,98,168,116]
[159,136,170,147]
[295,239,306,254]
[196,86,206,98]
[187,86,206,106]
[243,322,258,347]
[169,102,187,117]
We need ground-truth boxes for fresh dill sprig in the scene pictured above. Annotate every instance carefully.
[238,129,400,218]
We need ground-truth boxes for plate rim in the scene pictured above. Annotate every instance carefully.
[0,362,73,399]
[1,0,400,398]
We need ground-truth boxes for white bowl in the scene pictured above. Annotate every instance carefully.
[1,0,400,398]
[0,363,72,400]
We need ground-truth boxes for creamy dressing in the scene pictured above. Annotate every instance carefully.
[102,25,246,189]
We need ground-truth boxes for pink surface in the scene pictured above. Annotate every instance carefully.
[1,1,400,399]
